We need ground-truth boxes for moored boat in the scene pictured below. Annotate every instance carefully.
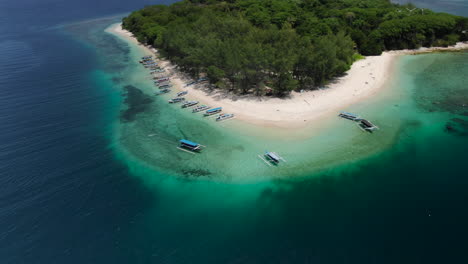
[155,77,169,83]
[181,101,199,108]
[158,84,173,89]
[359,119,379,131]
[192,105,210,113]
[156,88,171,95]
[216,113,234,121]
[168,97,185,103]
[178,139,203,152]
[203,107,222,116]
[177,91,188,97]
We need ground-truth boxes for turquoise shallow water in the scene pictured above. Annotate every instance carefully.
[108,25,414,182]
[99,23,468,262]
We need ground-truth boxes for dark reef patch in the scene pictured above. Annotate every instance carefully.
[445,118,468,136]
[120,85,153,122]
[180,168,213,178]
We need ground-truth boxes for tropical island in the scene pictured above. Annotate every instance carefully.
[123,0,467,96]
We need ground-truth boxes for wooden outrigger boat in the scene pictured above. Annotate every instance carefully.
[203,107,222,116]
[258,151,286,166]
[192,105,210,113]
[156,80,170,86]
[155,77,170,83]
[216,113,234,122]
[338,111,361,121]
[168,97,185,103]
[158,84,172,89]
[181,101,199,108]
[156,88,171,95]
[359,119,379,131]
[177,139,204,154]
[177,91,188,97]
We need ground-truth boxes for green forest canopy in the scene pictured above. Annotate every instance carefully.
[123,0,467,96]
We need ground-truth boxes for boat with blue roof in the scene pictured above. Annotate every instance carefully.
[203,107,222,116]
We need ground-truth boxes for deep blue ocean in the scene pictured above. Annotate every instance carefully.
[1,0,467,263]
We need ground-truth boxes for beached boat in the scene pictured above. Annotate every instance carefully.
[359,119,379,131]
[155,77,169,83]
[141,56,152,60]
[156,88,171,95]
[168,97,185,103]
[156,83,172,89]
[158,84,172,89]
[216,113,234,122]
[192,105,210,113]
[155,80,170,85]
[185,81,196,87]
[203,107,222,116]
[181,101,198,108]
[178,139,203,153]
[177,91,188,97]
[338,111,361,121]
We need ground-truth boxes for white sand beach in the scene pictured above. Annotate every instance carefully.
[108,23,468,128]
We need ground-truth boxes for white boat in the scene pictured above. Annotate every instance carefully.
[181,101,198,108]
[216,113,234,122]
[168,97,185,103]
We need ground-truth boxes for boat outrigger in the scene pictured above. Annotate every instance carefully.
[181,101,199,108]
[216,113,234,122]
[258,151,286,166]
[177,91,188,97]
[192,105,210,113]
[178,139,204,153]
[203,107,222,116]
[359,119,379,131]
[338,111,361,121]
[168,97,185,103]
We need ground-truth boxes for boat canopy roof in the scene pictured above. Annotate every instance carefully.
[207,107,222,113]
[266,152,280,161]
[180,139,199,147]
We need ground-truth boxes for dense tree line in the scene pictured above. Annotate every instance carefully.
[123,0,467,95]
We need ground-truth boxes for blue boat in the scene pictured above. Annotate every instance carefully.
[203,107,222,116]
[179,139,202,152]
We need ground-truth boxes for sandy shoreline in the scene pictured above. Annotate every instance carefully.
[107,23,468,128]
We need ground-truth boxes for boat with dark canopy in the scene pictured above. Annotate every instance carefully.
[359,119,378,131]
